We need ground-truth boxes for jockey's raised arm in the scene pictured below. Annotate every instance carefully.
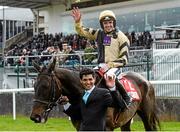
[71,7,99,40]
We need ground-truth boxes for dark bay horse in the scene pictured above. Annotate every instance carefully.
[30,58,160,131]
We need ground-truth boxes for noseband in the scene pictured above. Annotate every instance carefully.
[34,72,63,114]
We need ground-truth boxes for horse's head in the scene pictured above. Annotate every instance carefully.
[30,58,62,123]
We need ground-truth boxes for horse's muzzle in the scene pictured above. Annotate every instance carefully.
[30,114,47,123]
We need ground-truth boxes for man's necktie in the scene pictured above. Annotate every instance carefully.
[82,91,90,104]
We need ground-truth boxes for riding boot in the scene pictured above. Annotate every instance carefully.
[115,79,131,111]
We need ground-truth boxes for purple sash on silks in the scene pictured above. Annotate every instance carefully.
[103,36,111,46]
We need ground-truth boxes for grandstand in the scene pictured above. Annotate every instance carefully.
[0,0,180,54]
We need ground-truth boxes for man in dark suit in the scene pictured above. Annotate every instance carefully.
[63,68,120,131]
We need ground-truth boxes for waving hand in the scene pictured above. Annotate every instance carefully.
[71,7,81,23]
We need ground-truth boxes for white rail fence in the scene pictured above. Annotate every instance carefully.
[1,80,180,120]
[0,88,33,120]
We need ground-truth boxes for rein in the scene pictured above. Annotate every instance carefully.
[96,75,104,87]
[95,68,110,87]
[34,72,63,114]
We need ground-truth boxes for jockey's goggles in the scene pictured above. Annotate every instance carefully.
[102,16,114,21]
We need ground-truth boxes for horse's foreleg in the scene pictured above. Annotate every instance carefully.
[121,118,132,131]
[106,127,114,131]
[71,119,81,131]
[106,107,116,131]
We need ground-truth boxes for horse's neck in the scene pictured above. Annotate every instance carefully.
[55,69,83,104]
[65,81,83,103]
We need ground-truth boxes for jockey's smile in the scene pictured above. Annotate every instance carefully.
[102,20,114,33]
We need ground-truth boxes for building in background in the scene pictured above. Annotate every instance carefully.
[0,7,33,48]
[1,0,180,37]
[34,0,180,34]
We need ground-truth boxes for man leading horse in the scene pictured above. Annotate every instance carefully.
[63,67,126,131]
[71,7,131,112]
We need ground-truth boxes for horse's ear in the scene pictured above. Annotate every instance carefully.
[32,60,41,72]
[48,57,56,73]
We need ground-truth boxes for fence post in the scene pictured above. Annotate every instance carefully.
[16,60,20,88]
[147,53,150,80]
[12,92,16,120]
[25,56,29,88]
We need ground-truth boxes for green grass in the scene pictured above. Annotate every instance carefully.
[0,115,180,131]
[0,115,75,131]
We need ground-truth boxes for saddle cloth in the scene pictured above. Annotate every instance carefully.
[104,68,140,101]
[96,66,140,101]
[118,75,140,101]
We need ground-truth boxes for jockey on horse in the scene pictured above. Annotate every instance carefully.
[71,7,131,112]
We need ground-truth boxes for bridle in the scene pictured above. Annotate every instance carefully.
[33,71,63,117]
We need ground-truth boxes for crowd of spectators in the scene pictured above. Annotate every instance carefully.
[125,31,153,50]
[4,31,153,67]
[165,29,180,40]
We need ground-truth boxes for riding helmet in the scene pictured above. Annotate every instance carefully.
[99,10,116,29]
